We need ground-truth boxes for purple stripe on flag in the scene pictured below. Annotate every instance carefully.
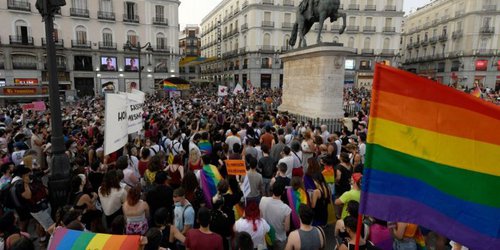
[361,192,500,250]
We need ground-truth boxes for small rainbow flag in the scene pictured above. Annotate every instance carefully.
[163,82,177,91]
[265,224,276,246]
[470,87,481,98]
[200,164,223,208]
[48,228,140,250]
[287,187,309,229]
[322,166,335,184]
[198,140,212,156]
[360,64,500,249]
[234,203,244,221]
[415,227,427,250]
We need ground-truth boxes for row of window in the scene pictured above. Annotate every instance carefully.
[9,20,170,49]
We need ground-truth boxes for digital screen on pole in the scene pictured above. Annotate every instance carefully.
[100,57,117,71]
[125,57,140,72]
[345,59,355,70]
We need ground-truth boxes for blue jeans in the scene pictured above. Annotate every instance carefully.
[393,238,417,250]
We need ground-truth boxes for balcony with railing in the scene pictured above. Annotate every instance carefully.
[281,46,291,52]
[480,26,494,34]
[348,4,359,10]
[475,49,496,56]
[153,17,168,25]
[7,0,31,11]
[363,26,376,32]
[123,14,139,23]
[262,21,275,28]
[413,42,420,48]
[429,36,438,44]
[98,11,115,20]
[99,42,117,50]
[383,26,396,33]
[71,40,91,48]
[283,0,294,7]
[44,62,67,71]
[259,45,275,53]
[361,49,374,55]
[346,26,359,33]
[282,22,293,29]
[364,5,376,11]
[439,34,448,42]
[331,25,341,31]
[70,8,90,18]
[239,48,246,54]
[9,35,34,46]
[452,30,463,39]
[380,49,395,56]
[385,5,396,11]
[13,62,37,70]
[41,38,64,47]
[156,45,172,52]
[482,4,497,11]
[421,39,429,46]
[262,0,274,5]
[241,23,248,31]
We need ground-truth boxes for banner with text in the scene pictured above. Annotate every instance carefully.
[225,160,246,176]
[218,85,229,96]
[127,90,145,134]
[104,93,128,155]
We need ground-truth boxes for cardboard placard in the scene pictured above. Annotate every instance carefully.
[225,160,246,176]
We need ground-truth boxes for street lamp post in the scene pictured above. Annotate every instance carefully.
[36,0,71,209]
[124,41,153,91]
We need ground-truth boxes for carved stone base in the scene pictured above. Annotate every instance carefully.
[279,45,356,119]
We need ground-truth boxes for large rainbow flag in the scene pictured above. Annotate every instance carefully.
[200,164,223,208]
[163,82,177,91]
[360,64,500,249]
[48,228,141,250]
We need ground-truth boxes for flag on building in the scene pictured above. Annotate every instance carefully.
[360,64,500,250]
[163,82,177,91]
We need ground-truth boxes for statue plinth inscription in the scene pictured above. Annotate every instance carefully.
[279,45,356,119]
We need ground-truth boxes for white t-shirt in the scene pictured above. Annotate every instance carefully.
[278,155,294,178]
[358,142,366,164]
[259,197,291,242]
[234,218,270,248]
[12,150,26,166]
[98,187,127,216]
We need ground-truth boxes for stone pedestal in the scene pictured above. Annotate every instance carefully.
[279,44,356,119]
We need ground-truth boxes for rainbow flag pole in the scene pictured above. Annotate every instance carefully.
[356,64,500,250]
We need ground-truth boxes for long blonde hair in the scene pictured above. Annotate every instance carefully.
[188,148,200,163]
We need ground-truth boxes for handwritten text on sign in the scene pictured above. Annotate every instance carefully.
[225,160,246,176]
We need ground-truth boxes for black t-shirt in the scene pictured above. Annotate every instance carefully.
[146,184,174,220]
[335,164,352,197]
[258,156,277,179]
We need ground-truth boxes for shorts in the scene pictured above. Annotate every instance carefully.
[31,205,54,231]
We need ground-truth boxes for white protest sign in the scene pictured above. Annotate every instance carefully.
[218,85,228,96]
[233,83,244,95]
[104,93,128,155]
[127,90,145,134]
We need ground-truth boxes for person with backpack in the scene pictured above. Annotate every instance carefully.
[173,187,195,236]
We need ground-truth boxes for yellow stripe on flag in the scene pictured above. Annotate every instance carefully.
[367,117,500,177]
[86,233,112,250]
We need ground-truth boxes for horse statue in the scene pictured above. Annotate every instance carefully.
[289,0,346,48]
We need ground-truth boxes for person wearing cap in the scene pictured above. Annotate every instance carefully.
[335,173,362,220]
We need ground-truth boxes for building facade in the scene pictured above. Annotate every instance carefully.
[401,0,500,89]
[199,0,404,89]
[179,25,202,81]
[0,0,180,103]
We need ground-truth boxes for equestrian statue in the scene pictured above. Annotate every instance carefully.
[289,0,346,48]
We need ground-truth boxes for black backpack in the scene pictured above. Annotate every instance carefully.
[0,180,23,210]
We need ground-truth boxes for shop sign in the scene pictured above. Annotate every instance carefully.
[14,78,39,85]
[3,87,48,96]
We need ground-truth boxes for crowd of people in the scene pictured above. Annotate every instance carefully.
[0,87,470,250]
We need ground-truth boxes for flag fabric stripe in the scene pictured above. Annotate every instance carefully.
[86,233,112,249]
[57,230,82,250]
[471,87,481,98]
[367,117,500,176]
[361,192,500,247]
[70,232,96,250]
[287,187,309,229]
[363,168,500,236]
[102,235,128,250]
[368,144,500,207]
[119,235,141,250]
[371,64,499,120]
[361,64,500,250]
[373,90,500,145]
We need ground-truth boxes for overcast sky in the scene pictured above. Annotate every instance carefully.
[179,0,432,28]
